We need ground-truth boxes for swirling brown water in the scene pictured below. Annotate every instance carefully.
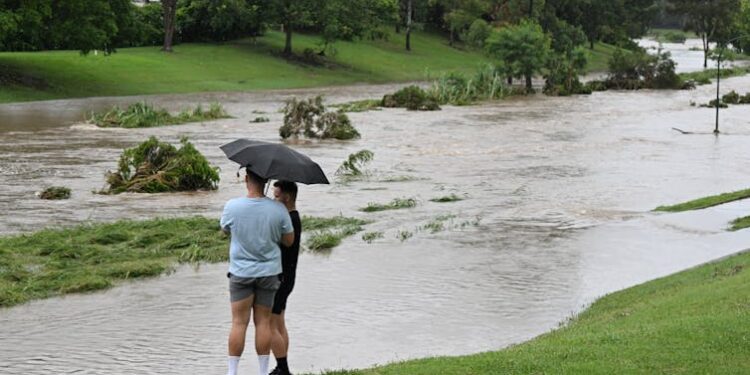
[1,44,750,374]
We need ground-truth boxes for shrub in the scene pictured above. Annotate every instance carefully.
[39,186,71,200]
[463,19,492,48]
[103,137,220,194]
[722,90,741,104]
[279,96,360,140]
[544,48,591,96]
[382,85,440,111]
[661,31,687,44]
[604,48,684,90]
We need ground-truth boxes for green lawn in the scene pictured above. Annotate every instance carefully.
[655,188,750,212]
[0,31,620,104]
[0,31,494,104]
[587,42,622,73]
[321,250,750,374]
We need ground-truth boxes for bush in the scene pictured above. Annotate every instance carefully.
[544,48,591,96]
[39,186,71,200]
[382,85,440,111]
[661,31,687,44]
[604,48,684,90]
[463,19,492,48]
[103,137,220,194]
[279,96,360,140]
[722,90,741,104]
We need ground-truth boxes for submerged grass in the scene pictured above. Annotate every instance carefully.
[318,250,750,374]
[654,188,750,212]
[302,215,370,251]
[333,99,382,113]
[429,194,464,203]
[361,231,384,243]
[38,186,71,200]
[89,102,230,128]
[0,216,226,308]
[0,215,364,307]
[360,198,417,213]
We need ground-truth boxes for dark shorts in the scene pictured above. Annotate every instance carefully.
[272,271,296,315]
[228,273,281,307]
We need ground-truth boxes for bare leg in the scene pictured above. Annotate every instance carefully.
[253,304,274,355]
[271,311,289,358]
[228,295,254,356]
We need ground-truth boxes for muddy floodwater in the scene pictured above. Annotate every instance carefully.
[1,42,750,374]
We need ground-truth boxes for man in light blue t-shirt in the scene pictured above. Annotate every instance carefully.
[221,168,294,375]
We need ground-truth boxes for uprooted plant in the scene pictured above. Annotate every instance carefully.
[336,150,374,177]
[102,137,220,194]
[279,96,360,140]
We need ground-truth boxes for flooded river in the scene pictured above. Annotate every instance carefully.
[1,42,750,374]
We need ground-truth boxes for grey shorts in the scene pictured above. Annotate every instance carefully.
[228,273,281,306]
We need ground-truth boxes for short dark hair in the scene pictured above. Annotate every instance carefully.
[274,180,298,201]
[245,167,268,186]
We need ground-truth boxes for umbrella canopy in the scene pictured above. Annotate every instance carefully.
[220,139,330,185]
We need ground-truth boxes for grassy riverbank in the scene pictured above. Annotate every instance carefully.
[0,31,621,104]
[655,188,750,212]
[321,250,750,374]
[0,215,363,308]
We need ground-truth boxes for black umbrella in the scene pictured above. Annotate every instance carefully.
[220,139,330,184]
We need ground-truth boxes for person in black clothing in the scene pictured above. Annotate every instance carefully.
[270,180,301,375]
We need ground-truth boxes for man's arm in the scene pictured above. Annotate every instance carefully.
[280,232,294,247]
[220,202,233,235]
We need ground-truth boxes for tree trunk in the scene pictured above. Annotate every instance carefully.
[449,29,454,47]
[507,76,513,85]
[702,33,708,68]
[590,39,594,50]
[405,0,412,51]
[525,74,532,91]
[283,21,293,57]
[528,0,534,17]
[161,0,177,52]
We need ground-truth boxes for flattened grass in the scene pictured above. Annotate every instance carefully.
[654,188,750,212]
[0,215,366,307]
[0,216,226,308]
[303,216,370,251]
[360,198,417,212]
[318,250,750,374]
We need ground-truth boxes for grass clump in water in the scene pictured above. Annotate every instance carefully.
[0,216,228,307]
[429,194,464,203]
[729,216,750,231]
[103,137,220,194]
[428,65,512,105]
[303,215,369,251]
[251,116,270,123]
[396,230,413,242]
[336,150,374,178]
[320,251,750,374]
[361,231,384,243]
[654,188,750,212]
[38,186,71,200]
[279,95,360,140]
[360,198,417,212]
[89,102,229,128]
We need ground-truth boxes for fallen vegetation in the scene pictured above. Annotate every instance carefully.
[361,231,384,243]
[336,150,374,179]
[333,99,382,113]
[103,137,220,194]
[360,198,417,213]
[38,186,71,200]
[279,96,360,140]
[303,215,370,251]
[429,194,464,203]
[729,216,750,231]
[89,102,229,128]
[654,188,750,212]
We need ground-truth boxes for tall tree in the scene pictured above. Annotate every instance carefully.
[434,0,489,46]
[269,0,318,57]
[671,0,741,68]
[406,0,413,50]
[161,0,177,52]
[486,20,551,91]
